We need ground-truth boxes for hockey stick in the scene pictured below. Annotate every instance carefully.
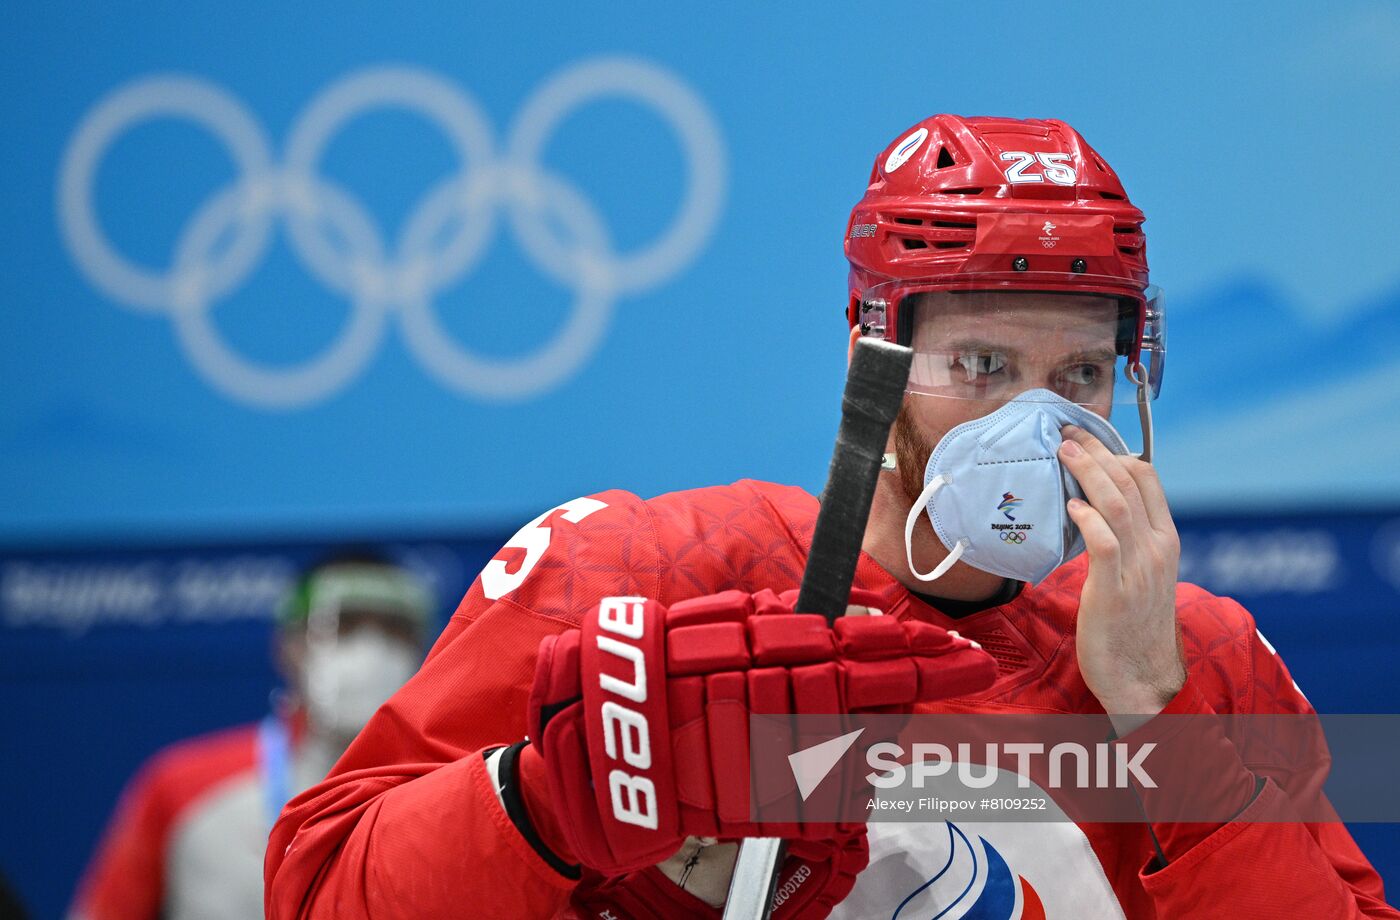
[721,337,913,920]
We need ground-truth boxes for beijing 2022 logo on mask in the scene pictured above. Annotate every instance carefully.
[56,59,726,408]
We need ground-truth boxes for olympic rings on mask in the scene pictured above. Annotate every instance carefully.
[999,531,1028,544]
[57,60,726,407]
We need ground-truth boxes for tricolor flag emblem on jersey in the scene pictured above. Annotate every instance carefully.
[997,493,1023,521]
[892,822,1046,920]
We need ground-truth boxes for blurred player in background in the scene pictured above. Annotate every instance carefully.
[69,553,432,920]
[264,116,1397,917]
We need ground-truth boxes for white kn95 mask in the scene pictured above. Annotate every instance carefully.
[902,388,1132,586]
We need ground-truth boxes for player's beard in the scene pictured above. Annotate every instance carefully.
[893,400,935,510]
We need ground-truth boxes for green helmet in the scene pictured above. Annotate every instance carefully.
[278,555,433,638]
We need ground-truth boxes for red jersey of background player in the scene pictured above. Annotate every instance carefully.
[71,714,331,920]
[264,479,1396,918]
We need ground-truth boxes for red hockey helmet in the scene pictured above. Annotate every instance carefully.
[845,114,1164,404]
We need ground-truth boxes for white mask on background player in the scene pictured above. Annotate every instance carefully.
[903,388,1131,586]
[305,630,421,741]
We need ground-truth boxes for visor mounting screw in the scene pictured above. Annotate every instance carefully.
[1071,258,1087,273]
[1012,256,1029,272]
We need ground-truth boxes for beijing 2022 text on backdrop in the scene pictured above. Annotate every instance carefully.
[3,2,1399,915]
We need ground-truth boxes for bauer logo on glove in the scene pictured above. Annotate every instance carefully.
[525,587,997,877]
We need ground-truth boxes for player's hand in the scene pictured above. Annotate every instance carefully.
[572,836,869,920]
[1059,425,1187,720]
[523,588,997,876]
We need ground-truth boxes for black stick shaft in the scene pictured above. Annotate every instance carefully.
[722,338,911,920]
[796,338,913,623]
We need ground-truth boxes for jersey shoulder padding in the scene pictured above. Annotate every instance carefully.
[452,480,819,629]
[643,479,818,603]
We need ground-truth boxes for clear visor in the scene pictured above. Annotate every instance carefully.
[858,278,1165,408]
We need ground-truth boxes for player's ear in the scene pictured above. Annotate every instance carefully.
[846,324,861,364]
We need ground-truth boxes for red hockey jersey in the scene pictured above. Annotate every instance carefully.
[264,480,1396,918]
[73,711,332,920]
[71,723,266,920]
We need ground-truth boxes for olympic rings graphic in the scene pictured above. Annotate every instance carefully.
[999,531,1028,544]
[56,59,726,408]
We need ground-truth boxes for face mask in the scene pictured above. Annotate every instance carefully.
[903,388,1131,586]
[304,630,421,741]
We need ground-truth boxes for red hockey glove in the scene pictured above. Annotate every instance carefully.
[525,588,997,875]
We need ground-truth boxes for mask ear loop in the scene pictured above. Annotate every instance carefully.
[1127,360,1154,463]
[904,474,969,582]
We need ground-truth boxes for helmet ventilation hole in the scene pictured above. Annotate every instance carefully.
[936,146,956,169]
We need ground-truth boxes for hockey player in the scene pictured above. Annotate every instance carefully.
[263,115,1398,918]
[70,554,432,920]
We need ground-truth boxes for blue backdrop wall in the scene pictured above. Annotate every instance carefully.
[3,2,1399,916]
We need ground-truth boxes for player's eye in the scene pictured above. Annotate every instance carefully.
[952,352,1007,382]
[1060,363,1101,387]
